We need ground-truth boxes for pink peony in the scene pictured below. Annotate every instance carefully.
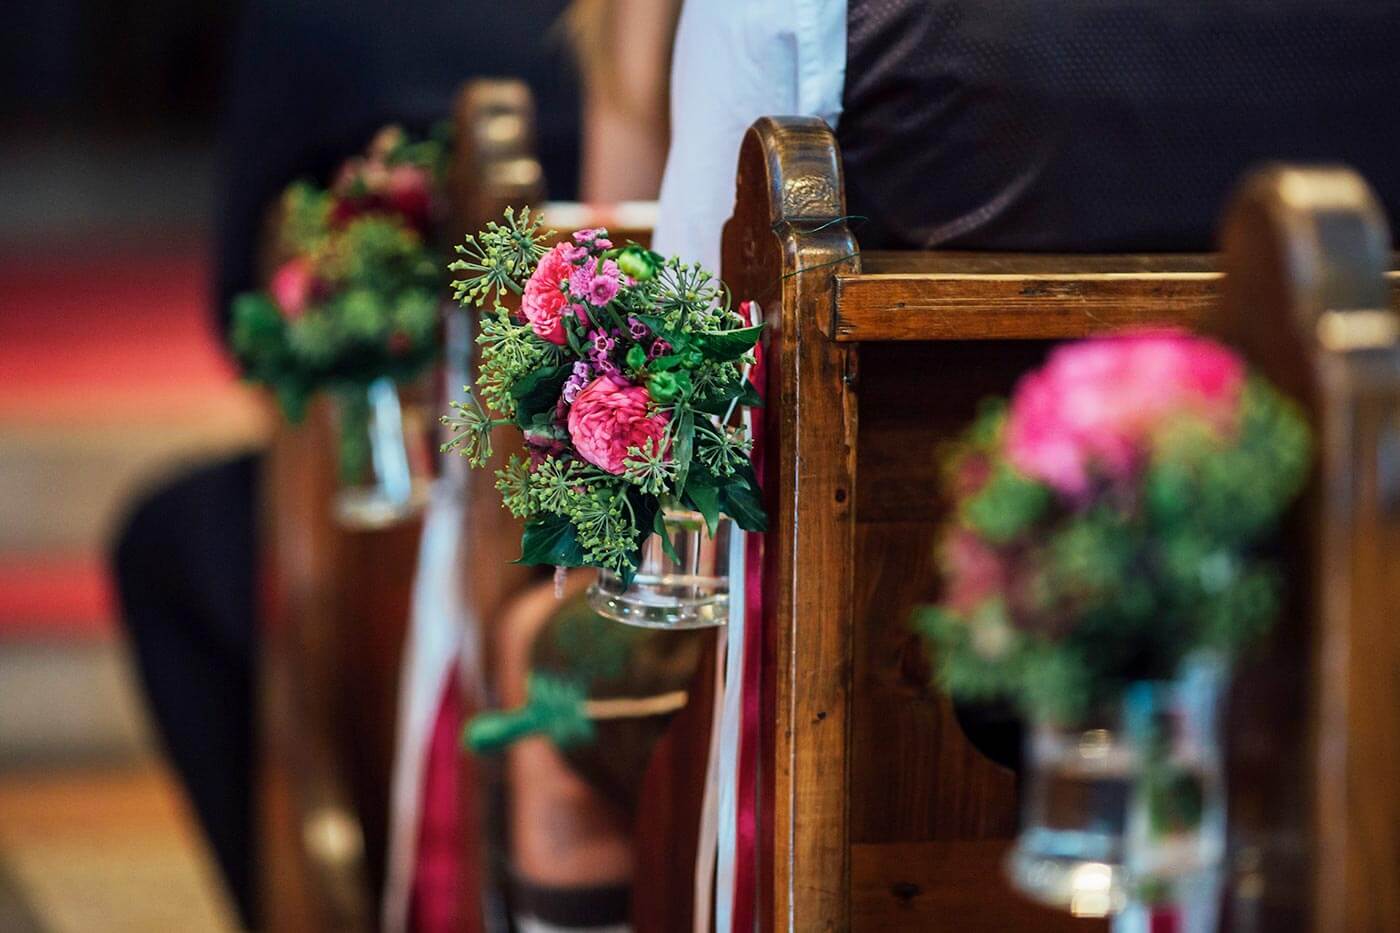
[270,257,315,319]
[521,243,575,345]
[566,375,670,474]
[1005,331,1245,496]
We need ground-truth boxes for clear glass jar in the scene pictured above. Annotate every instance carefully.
[332,376,432,529]
[587,508,733,628]
[1006,656,1225,921]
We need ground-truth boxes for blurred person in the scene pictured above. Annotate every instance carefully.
[565,0,679,203]
[112,2,579,927]
[655,0,1400,268]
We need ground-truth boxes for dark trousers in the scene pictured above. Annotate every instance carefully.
[112,453,260,928]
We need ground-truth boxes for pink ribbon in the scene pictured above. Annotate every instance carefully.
[732,300,767,932]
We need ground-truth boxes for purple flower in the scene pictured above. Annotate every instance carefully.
[649,338,673,360]
[561,244,590,264]
[561,360,593,405]
[594,238,613,250]
[573,227,605,244]
[627,316,650,340]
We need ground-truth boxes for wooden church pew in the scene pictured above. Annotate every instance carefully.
[256,258,425,926]
[720,116,1400,932]
[1215,167,1400,933]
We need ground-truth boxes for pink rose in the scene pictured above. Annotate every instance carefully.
[270,257,314,319]
[1005,331,1245,496]
[566,375,670,474]
[521,243,575,345]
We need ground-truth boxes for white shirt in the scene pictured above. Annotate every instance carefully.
[653,0,848,270]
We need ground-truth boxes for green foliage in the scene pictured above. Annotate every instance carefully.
[449,206,552,307]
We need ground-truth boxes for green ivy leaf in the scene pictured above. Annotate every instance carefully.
[718,467,767,532]
[683,484,721,538]
[693,378,762,415]
[652,508,683,563]
[518,515,586,567]
[511,362,572,419]
[696,323,763,362]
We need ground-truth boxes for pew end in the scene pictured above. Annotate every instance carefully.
[722,115,1400,932]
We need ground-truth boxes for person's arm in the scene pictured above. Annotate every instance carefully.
[568,0,681,202]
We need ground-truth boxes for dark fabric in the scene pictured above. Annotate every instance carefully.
[216,0,581,336]
[511,877,632,928]
[112,454,260,927]
[840,0,1400,252]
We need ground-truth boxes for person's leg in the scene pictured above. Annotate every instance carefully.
[112,453,260,927]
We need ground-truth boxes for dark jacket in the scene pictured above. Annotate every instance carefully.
[841,0,1400,252]
[215,0,580,331]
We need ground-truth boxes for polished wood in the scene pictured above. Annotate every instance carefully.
[1216,166,1400,933]
[258,399,376,931]
[830,266,1216,341]
[852,842,1103,932]
[721,115,861,932]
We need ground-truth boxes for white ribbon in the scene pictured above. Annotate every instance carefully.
[382,312,480,932]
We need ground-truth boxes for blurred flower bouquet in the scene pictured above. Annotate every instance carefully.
[919,331,1309,720]
[230,126,447,421]
[917,331,1311,912]
[442,209,765,623]
[231,126,449,524]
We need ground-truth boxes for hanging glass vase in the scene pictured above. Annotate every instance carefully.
[332,376,433,529]
[587,507,733,629]
[1006,656,1226,921]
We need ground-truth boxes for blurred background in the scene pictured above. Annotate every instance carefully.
[2,2,263,928]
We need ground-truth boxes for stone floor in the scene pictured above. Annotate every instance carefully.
[0,761,238,932]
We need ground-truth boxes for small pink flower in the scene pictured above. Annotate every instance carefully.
[561,244,590,264]
[573,227,604,244]
[566,375,670,474]
[521,243,575,345]
[270,257,314,319]
[941,528,1009,614]
[1005,331,1245,496]
[587,259,621,306]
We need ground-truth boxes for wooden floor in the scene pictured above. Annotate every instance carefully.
[0,761,238,932]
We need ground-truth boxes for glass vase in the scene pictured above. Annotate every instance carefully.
[1006,656,1226,921]
[587,508,733,628]
[332,376,432,529]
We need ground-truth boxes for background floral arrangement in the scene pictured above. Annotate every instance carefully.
[230,125,449,422]
[918,331,1311,724]
[442,209,766,579]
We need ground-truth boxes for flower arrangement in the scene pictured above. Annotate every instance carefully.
[230,126,448,422]
[918,331,1311,724]
[442,209,766,579]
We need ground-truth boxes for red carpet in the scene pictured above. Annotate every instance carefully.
[0,236,253,639]
[0,240,240,422]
